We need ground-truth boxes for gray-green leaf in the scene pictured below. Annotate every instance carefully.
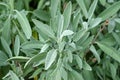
[40,44,49,53]
[73,28,87,42]
[83,61,92,71]
[88,0,98,20]
[76,0,88,18]
[96,42,120,63]
[1,37,12,57]
[14,35,20,56]
[7,56,30,62]
[2,16,11,44]
[32,19,56,40]
[63,2,72,30]
[71,70,84,80]
[15,10,32,39]
[33,9,50,22]
[21,41,43,49]
[74,55,82,69]
[90,45,100,63]
[45,49,57,70]
[110,63,116,79]
[50,0,59,18]
[60,30,74,39]
[24,53,46,68]
[0,51,8,66]
[98,1,120,21]
[89,18,102,29]
[3,70,19,80]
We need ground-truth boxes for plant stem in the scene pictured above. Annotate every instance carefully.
[84,22,107,60]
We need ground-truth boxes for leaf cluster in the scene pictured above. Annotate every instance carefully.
[0,0,120,80]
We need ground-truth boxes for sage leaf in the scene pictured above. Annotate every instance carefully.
[96,42,120,63]
[98,1,120,21]
[15,10,32,39]
[76,0,88,18]
[24,53,46,68]
[88,0,98,20]
[83,61,92,71]
[45,49,57,70]
[32,19,56,40]
[90,45,100,63]
[60,30,74,39]
[14,35,20,56]
[63,2,72,30]
[1,37,12,57]
[51,0,59,18]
